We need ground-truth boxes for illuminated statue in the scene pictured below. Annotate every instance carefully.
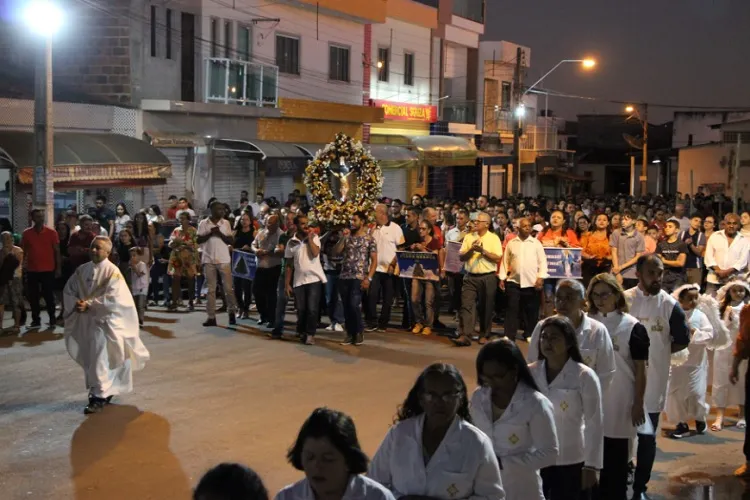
[328,156,354,202]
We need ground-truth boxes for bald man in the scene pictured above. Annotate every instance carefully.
[63,236,150,414]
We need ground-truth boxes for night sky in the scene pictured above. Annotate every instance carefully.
[484,0,750,123]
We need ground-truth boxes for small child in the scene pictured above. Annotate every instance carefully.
[711,279,750,431]
[129,247,148,326]
[193,463,268,500]
[666,284,729,438]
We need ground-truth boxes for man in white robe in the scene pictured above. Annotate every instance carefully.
[64,236,150,414]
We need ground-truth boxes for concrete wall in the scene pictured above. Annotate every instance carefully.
[444,44,468,99]
[370,18,435,105]
[677,143,750,197]
[673,111,750,148]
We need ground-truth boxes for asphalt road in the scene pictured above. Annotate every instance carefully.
[1,306,749,499]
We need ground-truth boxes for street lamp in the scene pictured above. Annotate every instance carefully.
[22,1,63,227]
[625,103,650,196]
[523,58,597,96]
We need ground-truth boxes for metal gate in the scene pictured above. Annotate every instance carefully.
[381,168,407,201]
[212,151,257,209]
[143,148,189,211]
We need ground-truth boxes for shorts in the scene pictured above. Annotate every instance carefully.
[0,277,23,308]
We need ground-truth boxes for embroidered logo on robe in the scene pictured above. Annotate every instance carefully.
[508,433,519,445]
[652,319,664,332]
[560,401,569,412]
[447,484,459,498]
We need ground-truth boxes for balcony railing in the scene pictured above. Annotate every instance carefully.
[204,57,279,107]
[452,0,484,23]
[441,100,477,125]
[521,124,561,152]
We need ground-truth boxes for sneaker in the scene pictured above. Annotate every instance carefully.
[669,422,690,439]
[365,325,378,332]
[696,420,707,434]
[29,320,41,329]
[421,327,432,336]
[268,330,283,340]
[341,336,354,346]
[325,324,335,331]
[203,318,217,327]
[229,312,237,326]
[334,323,344,332]
[305,336,315,345]
[188,302,195,312]
[354,332,364,346]
[84,397,106,415]
[257,318,267,325]
[376,327,387,333]
[412,324,424,334]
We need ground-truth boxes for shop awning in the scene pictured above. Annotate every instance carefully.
[0,131,172,187]
[408,135,477,167]
[295,144,326,158]
[213,138,310,177]
[368,144,419,169]
[144,131,205,148]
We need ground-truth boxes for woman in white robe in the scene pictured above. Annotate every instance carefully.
[528,316,603,500]
[711,280,750,430]
[63,236,150,414]
[369,363,505,500]
[470,339,558,500]
[276,407,394,500]
[587,273,649,500]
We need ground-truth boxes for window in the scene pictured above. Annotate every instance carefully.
[210,18,218,57]
[276,34,300,75]
[377,47,389,82]
[165,9,172,60]
[237,24,251,61]
[150,5,157,57]
[224,20,232,58]
[403,52,414,86]
[501,81,511,110]
[329,45,350,82]
[452,0,485,23]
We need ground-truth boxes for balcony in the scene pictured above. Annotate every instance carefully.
[452,0,484,23]
[442,100,477,125]
[521,124,561,151]
[483,108,515,135]
[204,58,279,107]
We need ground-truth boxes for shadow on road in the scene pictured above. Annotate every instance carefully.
[668,472,750,499]
[0,330,64,349]
[141,325,176,339]
[143,316,178,324]
[71,405,191,500]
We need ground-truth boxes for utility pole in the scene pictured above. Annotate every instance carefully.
[640,103,649,197]
[33,37,55,227]
[733,133,742,213]
[512,47,523,195]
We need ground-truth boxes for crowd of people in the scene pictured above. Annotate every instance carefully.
[8,188,750,499]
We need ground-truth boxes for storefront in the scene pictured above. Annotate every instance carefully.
[412,135,478,200]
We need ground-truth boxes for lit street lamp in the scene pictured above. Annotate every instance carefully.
[22,1,63,227]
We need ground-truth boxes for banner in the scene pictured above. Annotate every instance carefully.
[372,100,437,122]
[397,251,440,281]
[544,248,582,279]
[232,250,257,280]
[444,240,463,274]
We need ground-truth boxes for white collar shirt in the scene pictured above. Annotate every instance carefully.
[197,218,232,264]
[704,230,749,284]
[498,236,548,287]
[284,235,327,288]
[275,475,395,500]
[372,221,405,273]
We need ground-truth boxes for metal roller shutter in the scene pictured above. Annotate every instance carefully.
[143,148,189,211]
[212,151,257,209]
[262,176,294,204]
[381,168,407,201]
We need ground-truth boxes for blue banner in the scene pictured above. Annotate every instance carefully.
[544,248,582,279]
[232,250,257,280]
[397,251,440,281]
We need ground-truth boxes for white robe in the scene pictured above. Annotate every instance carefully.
[368,415,505,500]
[666,308,713,423]
[470,384,558,500]
[275,475,395,500]
[712,303,747,408]
[63,259,150,399]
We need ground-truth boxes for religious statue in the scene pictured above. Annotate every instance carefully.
[327,156,355,202]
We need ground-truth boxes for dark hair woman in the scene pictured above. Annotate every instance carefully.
[132,211,153,267]
[470,339,558,500]
[277,407,394,500]
[528,316,604,500]
[194,463,268,500]
[368,363,504,499]
[233,212,255,319]
[579,213,613,288]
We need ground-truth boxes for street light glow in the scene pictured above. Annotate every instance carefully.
[582,58,596,68]
[376,61,384,69]
[625,105,635,113]
[22,1,64,37]
[515,105,526,118]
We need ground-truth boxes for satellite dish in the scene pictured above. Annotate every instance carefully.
[623,133,644,150]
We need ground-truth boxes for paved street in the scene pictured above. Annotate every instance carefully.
[1,306,749,499]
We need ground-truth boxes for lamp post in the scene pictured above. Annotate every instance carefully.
[625,104,649,197]
[513,58,595,194]
[23,1,63,227]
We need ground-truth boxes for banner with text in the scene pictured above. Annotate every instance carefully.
[232,250,257,280]
[397,251,440,281]
[544,248,582,279]
[444,241,463,274]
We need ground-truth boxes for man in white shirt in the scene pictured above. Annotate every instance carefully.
[365,204,404,332]
[672,203,691,232]
[704,212,749,296]
[499,218,547,341]
[249,192,264,220]
[284,214,326,345]
[197,200,238,327]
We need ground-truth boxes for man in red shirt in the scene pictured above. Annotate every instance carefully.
[165,195,179,220]
[21,209,61,328]
[68,215,96,271]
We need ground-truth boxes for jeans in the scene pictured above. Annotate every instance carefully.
[233,276,253,313]
[254,266,281,323]
[447,272,463,313]
[294,282,322,337]
[402,278,414,328]
[633,412,661,494]
[411,279,436,327]
[325,271,344,325]
[133,294,146,324]
[338,278,364,336]
[505,282,540,340]
[273,274,288,333]
[26,271,56,323]
[148,263,168,302]
[367,272,395,328]
[460,273,497,338]
[204,263,237,319]
[543,278,558,317]
[597,437,629,500]
[541,462,584,500]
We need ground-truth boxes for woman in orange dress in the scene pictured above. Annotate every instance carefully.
[580,213,612,287]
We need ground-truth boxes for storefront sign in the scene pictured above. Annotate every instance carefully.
[544,248,582,279]
[373,100,437,123]
[264,158,308,177]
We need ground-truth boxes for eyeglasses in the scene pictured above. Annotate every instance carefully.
[423,391,461,403]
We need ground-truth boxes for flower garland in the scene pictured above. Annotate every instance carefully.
[304,132,382,226]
